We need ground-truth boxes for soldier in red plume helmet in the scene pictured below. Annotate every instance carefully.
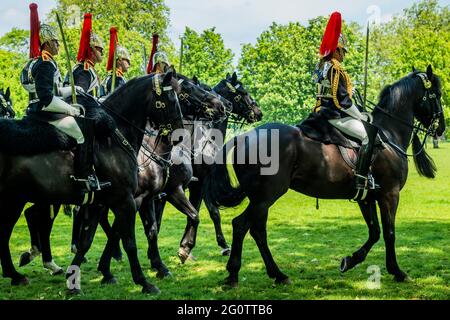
[313,12,377,195]
[147,34,171,75]
[102,27,131,96]
[64,13,104,99]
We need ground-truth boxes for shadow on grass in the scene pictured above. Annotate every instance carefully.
[0,214,448,300]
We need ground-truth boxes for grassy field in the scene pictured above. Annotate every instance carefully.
[0,142,449,300]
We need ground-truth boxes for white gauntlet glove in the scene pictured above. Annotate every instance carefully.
[58,86,85,99]
[343,104,369,122]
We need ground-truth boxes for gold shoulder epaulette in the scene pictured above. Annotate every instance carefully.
[41,50,53,62]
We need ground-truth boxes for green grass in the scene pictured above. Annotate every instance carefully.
[1,143,449,300]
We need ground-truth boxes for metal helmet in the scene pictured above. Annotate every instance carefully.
[337,33,348,52]
[39,24,58,45]
[116,45,131,62]
[90,32,104,50]
[152,51,170,67]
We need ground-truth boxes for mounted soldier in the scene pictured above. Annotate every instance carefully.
[21,6,109,197]
[147,34,171,75]
[64,13,104,100]
[313,11,378,198]
[101,27,131,96]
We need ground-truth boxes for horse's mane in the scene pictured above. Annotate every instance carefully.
[376,71,442,113]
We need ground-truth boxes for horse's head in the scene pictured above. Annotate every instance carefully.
[214,72,263,123]
[192,75,233,116]
[0,87,14,119]
[149,71,184,145]
[175,73,226,121]
[412,65,445,137]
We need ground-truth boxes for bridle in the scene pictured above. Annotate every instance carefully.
[364,73,442,157]
[219,81,258,126]
[177,78,224,121]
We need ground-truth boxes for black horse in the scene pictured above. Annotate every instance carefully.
[203,66,445,287]
[70,73,228,282]
[141,72,263,279]
[0,88,15,119]
[0,72,183,294]
[18,72,228,282]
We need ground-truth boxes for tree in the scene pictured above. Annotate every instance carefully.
[180,27,234,85]
[238,19,364,124]
[0,0,173,115]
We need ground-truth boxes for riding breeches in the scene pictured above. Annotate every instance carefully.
[328,117,369,145]
[49,116,85,144]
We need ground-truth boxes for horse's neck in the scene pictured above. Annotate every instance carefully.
[105,89,150,153]
[372,104,414,150]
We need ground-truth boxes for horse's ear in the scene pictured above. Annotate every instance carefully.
[412,66,417,73]
[5,87,10,99]
[226,73,231,80]
[231,72,237,84]
[192,75,199,85]
[426,65,433,79]
[162,71,173,86]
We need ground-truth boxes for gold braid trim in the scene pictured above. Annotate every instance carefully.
[330,58,353,109]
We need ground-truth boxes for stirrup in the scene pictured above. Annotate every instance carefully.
[70,174,111,192]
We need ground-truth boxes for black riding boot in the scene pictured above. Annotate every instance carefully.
[73,117,111,194]
[354,122,379,195]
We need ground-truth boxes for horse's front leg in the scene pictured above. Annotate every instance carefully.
[111,196,160,294]
[340,198,380,272]
[168,186,200,264]
[378,191,407,281]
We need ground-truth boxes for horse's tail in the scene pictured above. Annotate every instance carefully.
[412,133,436,178]
[203,141,247,208]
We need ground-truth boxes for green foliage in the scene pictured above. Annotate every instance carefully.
[0,0,172,115]
[369,0,449,124]
[238,0,449,127]
[237,20,364,125]
[0,50,28,117]
[180,27,234,85]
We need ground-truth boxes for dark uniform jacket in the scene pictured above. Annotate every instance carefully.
[64,60,101,107]
[103,70,126,96]
[27,50,60,114]
[314,58,353,119]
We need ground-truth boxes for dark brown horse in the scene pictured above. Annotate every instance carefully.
[0,72,183,294]
[204,66,445,287]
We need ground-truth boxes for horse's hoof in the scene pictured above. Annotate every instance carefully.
[112,255,123,262]
[52,268,64,276]
[101,276,118,285]
[156,270,173,279]
[142,284,161,295]
[340,256,353,273]
[11,276,29,286]
[67,288,83,295]
[187,253,197,261]
[275,277,292,285]
[393,271,407,282]
[221,248,231,256]
[19,252,32,267]
[222,277,238,289]
[178,248,190,264]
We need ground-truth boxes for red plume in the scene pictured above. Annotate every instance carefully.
[106,27,119,71]
[29,3,41,58]
[77,13,93,62]
[146,33,159,74]
[319,11,342,58]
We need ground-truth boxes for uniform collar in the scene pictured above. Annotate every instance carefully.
[116,69,124,77]
[83,59,96,71]
[41,50,54,62]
